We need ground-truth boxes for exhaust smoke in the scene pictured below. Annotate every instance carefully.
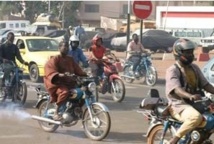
[0,103,31,121]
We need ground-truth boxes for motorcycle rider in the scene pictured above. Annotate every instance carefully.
[126,34,148,76]
[68,35,88,68]
[88,34,108,77]
[166,38,214,144]
[0,32,28,91]
[44,41,87,121]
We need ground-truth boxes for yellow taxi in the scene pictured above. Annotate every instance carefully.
[15,36,60,82]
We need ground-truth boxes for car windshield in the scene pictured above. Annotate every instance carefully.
[174,31,202,37]
[26,39,59,52]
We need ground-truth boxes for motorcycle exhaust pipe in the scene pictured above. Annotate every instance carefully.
[120,75,135,79]
[31,115,62,125]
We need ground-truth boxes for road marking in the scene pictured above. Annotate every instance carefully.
[0,134,32,139]
[135,4,150,10]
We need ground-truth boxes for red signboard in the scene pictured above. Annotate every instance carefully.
[132,1,153,19]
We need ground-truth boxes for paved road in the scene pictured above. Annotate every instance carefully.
[0,78,213,144]
[0,79,166,144]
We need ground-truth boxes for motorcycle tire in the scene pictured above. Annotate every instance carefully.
[95,86,99,102]
[123,66,134,83]
[145,66,158,86]
[111,79,125,102]
[12,81,27,105]
[147,125,174,144]
[38,100,59,132]
[82,104,111,141]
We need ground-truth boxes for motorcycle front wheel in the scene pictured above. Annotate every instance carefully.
[12,81,27,105]
[111,79,125,102]
[38,100,59,132]
[147,125,174,144]
[82,105,111,141]
[145,66,158,86]
[123,66,134,83]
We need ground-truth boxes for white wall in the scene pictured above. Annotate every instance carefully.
[156,6,214,29]
[161,17,214,29]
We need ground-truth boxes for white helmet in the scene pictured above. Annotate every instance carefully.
[69,35,79,42]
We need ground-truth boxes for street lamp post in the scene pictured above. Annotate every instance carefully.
[126,0,131,58]
[48,0,50,13]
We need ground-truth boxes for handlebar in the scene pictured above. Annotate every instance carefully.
[64,73,95,83]
[194,97,210,103]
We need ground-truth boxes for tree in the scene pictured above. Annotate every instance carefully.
[0,1,82,28]
[0,2,19,19]
[58,1,82,28]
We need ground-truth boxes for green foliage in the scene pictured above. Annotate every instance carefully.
[0,1,82,28]
[62,1,82,28]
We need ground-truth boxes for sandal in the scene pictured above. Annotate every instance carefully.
[53,114,63,121]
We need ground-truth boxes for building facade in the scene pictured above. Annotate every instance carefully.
[76,1,211,27]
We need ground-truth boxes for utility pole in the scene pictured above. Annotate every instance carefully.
[126,0,131,58]
[163,0,170,30]
[62,1,65,29]
[48,0,50,13]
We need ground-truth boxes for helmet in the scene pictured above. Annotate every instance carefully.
[69,35,79,49]
[173,38,197,65]
[92,34,103,45]
[69,35,79,42]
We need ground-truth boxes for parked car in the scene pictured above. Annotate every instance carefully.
[42,30,67,42]
[200,30,214,52]
[172,29,204,46]
[14,36,59,82]
[111,29,178,52]
[201,58,214,100]
[111,29,150,52]
[0,29,23,44]
[83,32,126,50]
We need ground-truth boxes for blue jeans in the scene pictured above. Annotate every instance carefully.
[128,56,141,72]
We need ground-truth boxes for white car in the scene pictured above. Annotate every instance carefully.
[201,58,214,101]
[200,31,214,52]
[172,29,204,46]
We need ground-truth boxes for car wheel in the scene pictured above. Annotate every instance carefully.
[29,64,40,83]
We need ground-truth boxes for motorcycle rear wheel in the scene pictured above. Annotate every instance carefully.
[123,66,134,83]
[145,66,157,86]
[111,79,125,102]
[147,125,174,144]
[82,105,111,141]
[38,100,59,132]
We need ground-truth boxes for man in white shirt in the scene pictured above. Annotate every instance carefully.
[126,34,147,76]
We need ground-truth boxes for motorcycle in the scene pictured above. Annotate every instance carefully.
[0,61,27,105]
[90,52,126,103]
[32,75,111,141]
[122,52,157,86]
[138,89,214,144]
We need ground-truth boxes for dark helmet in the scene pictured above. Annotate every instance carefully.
[173,38,197,65]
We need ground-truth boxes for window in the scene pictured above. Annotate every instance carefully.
[0,23,6,29]
[85,4,99,13]
[9,24,14,28]
[15,23,19,28]
[21,23,26,28]
[17,39,25,49]
[26,39,59,52]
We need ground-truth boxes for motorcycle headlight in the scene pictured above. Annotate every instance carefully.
[88,82,96,92]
